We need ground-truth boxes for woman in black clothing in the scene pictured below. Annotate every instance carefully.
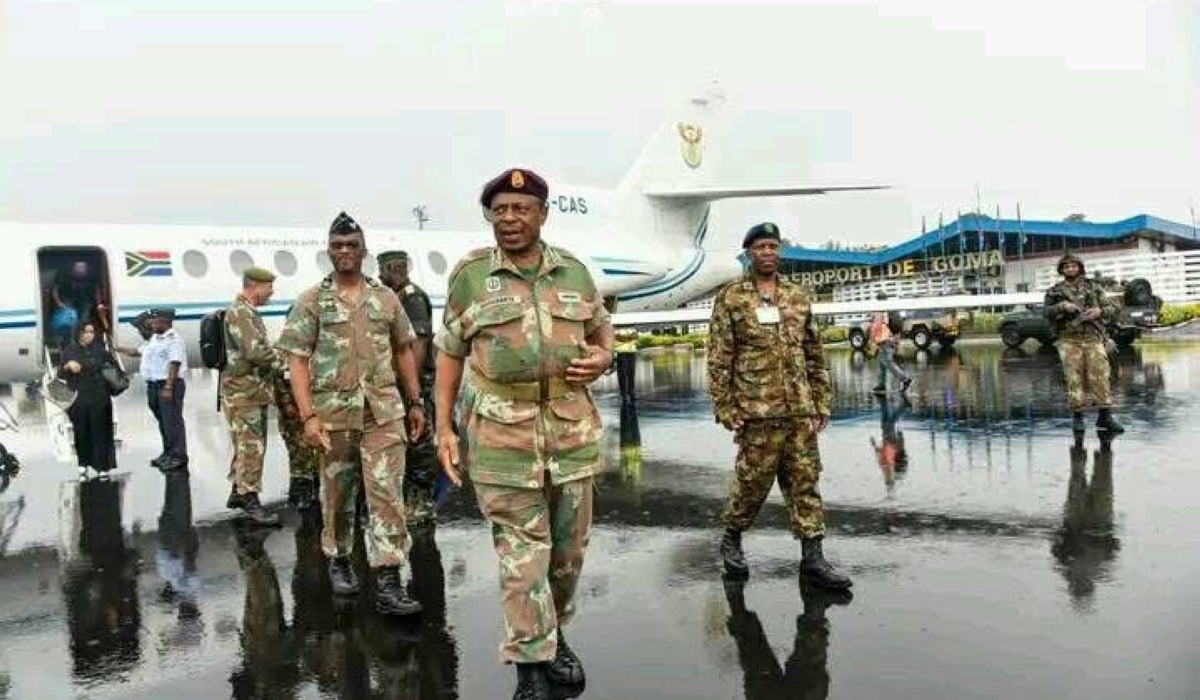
[60,323,118,476]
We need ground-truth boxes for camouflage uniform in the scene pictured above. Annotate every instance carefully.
[1044,256,1118,411]
[271,351,320,481]
[436,243,609,664]
[277,275,416,569]
[222,295,275,496]
[395,281,439,526]
[708,272,834,539]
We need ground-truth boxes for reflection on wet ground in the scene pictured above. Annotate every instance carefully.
[0,342,1198,699]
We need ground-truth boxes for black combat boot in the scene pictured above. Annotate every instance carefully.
[240,493,281,527]
[226,484,247,510]
[288,477,319,511]
[328,556,361,596]
[720,528,749,576]
[1072,412,1085,434]
[546,628,585,686]
[800,537,853,590]
[374,566,423,616]
[514,663,552,700]
[1096,408,1125,434]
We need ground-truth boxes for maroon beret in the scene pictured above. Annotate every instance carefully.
[480,168,549,207]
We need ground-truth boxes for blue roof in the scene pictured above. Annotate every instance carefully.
[781,214,1200,266]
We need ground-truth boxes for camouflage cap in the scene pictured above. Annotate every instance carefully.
[742,222,782,249]
[480,168,549,207]
[243,267,276,283]
[376,250,409,266]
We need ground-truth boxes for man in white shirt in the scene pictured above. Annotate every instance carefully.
[144,308,189,470]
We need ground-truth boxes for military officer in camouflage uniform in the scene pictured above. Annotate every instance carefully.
[378,250,439,528]
[435,168,612,700]
[708,222,852,591]
[1044,252,1124,435]
[222,267,281,527]
[272,338,321,511]
[278,211,428,617]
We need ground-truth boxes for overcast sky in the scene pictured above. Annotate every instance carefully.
[3,0,1197,245]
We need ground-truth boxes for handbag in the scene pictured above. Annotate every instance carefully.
[101,359,130,396]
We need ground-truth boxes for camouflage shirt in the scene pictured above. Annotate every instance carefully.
[277,275,416,432]
[707,273,833,424]
[220,295,274,407]
[435,243,610,487]
[1044,278,1117,342]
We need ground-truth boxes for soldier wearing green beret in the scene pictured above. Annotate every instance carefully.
[436,168,613,699]
[378,249,440,528]
[222,267,281,526]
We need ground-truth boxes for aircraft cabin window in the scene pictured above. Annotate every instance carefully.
[428,251,447,276]
[316,251,333,275]
[230,250,254,276]
[182,250,208,278]
[274,250,298,277]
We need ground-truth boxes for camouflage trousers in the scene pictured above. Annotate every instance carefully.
[322,413,409,569]
[273,374,320,480]
[474,475,593,665]
[721,418,825,539]
[226,404,267,496]
[1058,339,1112,410]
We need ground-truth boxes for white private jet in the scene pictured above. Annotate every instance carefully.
[0,88,887,388]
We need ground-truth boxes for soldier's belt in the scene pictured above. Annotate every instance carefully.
[468,370,573,403]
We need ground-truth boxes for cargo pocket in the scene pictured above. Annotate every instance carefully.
[469,391,538,455]
[547,393,601,455]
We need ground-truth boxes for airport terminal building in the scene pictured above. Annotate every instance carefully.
[778,214,1200,304]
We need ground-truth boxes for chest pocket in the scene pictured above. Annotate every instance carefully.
[470,300,526,335]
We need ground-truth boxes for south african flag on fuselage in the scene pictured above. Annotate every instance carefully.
[125,251,172,277]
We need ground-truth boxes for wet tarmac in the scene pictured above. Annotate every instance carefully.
[0,342,1198,699]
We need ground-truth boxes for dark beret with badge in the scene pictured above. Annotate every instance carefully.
[242,267,276,283]
[742,222,782,249]
[480,168,549,207]
[330,211,363,237]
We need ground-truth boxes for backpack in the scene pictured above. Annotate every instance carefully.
[199,309,228,370]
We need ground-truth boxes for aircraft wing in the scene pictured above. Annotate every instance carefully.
[643,184,889,201]
[613,292,1044,327]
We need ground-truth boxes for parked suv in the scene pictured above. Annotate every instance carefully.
[848,308,961,351]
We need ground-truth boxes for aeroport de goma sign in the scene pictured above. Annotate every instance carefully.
[789,249,1005,288]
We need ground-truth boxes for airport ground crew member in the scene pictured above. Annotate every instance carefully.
[378,250,439,528]
[1044,252,1124,435]
[221,267,281,526]
[708,222,852,591]
[144,308,189,470]
[435,168,612,700]
[614,327,639,403]
[278,211,427,617]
